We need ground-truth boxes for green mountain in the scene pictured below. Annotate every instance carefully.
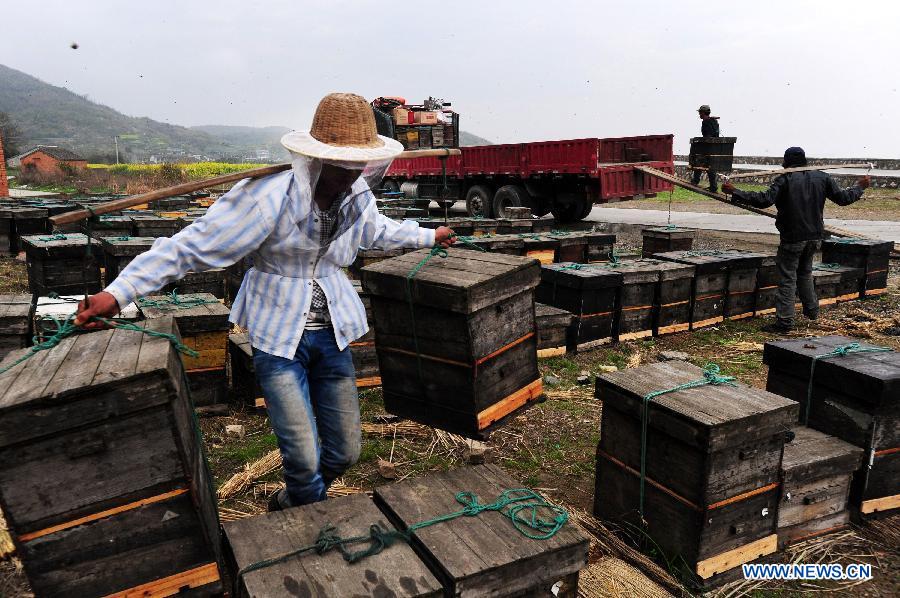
[0,63,491,163]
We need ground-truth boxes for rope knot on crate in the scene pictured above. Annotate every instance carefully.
[804,342,892,425]
[236,488,568,584]
[638,363,737,518]
[0,314,198,376]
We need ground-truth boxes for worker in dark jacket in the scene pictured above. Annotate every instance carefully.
[691,104,721,192]
[722,147,870,333]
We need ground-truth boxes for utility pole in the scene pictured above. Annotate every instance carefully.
[114,135,120,165]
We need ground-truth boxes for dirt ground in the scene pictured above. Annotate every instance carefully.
[1,228,898,597]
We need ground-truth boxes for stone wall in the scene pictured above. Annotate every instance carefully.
[676,155,900,170]
[673,165,898,190]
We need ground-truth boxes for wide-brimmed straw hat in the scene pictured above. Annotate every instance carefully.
[281,93,403,162]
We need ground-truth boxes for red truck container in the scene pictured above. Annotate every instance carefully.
[383,134,674,222]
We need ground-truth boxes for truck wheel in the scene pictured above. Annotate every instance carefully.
[382,179,401,194]
[465,185,493,218]
[492,185,530,218]
[579,198,594,219]
[551,197,589,223]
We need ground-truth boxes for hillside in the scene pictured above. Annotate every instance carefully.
[0,63,490,162]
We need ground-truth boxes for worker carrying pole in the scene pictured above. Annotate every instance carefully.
[722,146,871,333]
[691,104,721,193]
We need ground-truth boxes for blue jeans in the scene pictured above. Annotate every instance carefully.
[252,329,361,506]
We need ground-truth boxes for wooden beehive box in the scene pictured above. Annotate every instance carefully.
[763,336,899,518]
[101,235,155,282]
[349,248,408,279]
[83,215,133,239]
[229,332,265,409]
[755,254,779,315]
[642,227,696,257]
[535,302,574,358]
[223,493,443,598]
[595,361,798,582]
[778,426,863,548]
[822,238,892,298]
[611,260,662,341]
[536,262,622,351]
[225,255,252,304]
[361,249,542,438]
[33,294,140,342]
[496,217,532,235]
[457,233,524,255]
[653,251,729,329]
[11,206,49,253]
[521,234,563,265]
[470,218,499,237]
[0,318,223,597]
[810,268,842,305]
[719,250,763,320]
[131,213,180,238]
[815,264,865,303]
[0,206,14,254]
[653,259,696,335]
[20,233,102,295]
[350,279,380,388]
[139,292,230,406]
[375,465,589,597]
[0,294,34,362]
[162,269,227,299]
[584,231,617,263]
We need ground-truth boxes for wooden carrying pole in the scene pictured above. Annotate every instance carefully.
[635,166,872,240]
[727,163,873,180]
[50,148,461,226]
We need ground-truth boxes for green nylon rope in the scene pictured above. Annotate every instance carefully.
[237,488,567,580]
[137,289,220,311]
[38,233,68,242]
[803,343,892,425]
[638,363,736,517]
[404,247,449,387]
[682,249,725,257]
[813,263,843,270]
[0,313,198,376]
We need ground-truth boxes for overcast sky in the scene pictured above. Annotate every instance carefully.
[2,0,898,157]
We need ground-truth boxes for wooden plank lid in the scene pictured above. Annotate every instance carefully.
[539,262,623,290]
[781,426,864,482]
[361,248,540,314]
[223,493,443,597]
[597,361,798,451]
[763,335,898,406]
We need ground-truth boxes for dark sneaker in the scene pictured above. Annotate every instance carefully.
[268,489,286,512]
[803,310,819,321]
[762,322,793,334]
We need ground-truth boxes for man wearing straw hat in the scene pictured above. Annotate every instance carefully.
[76,93,454,509]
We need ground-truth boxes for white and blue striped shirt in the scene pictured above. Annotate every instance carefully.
[105,171,435,358]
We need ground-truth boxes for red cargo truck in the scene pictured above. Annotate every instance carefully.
[382,135,675,222]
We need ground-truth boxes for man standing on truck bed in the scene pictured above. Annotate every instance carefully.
[75,93,454,510]
[723,147,870,333]
[691,104,720,192]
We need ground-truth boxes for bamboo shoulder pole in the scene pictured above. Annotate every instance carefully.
[50,148,462,226]
[727,163,873,180]
[635,166,872,240]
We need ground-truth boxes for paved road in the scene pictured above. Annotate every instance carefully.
[588,206,900,242]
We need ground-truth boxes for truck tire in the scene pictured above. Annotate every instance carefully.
[492,185,530,218]
[382,179,401,194]
[551,197,589,223]
[465,185,493,218]
[400,181,419,198]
